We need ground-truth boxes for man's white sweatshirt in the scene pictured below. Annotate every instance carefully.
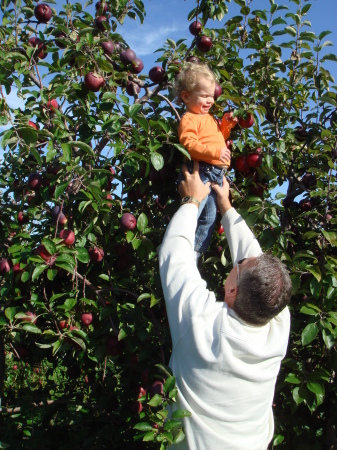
[159,204,290,450]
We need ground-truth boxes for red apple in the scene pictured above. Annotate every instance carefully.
[81,313,93,326]
[214,83,222,100]
[105,193,113,208]
[21,312,37,324]
[27,173,42,191]
[28,121,38,129]
[95,1,108,12]
[84,72,105,92]
[58,320,69,330]
[46,99,58,114]
[217,224,224,235]
[239,113,255,128]
[13,365,18,370]
[88,246,104,262]
[28,36,47,59]
[121,212,136,231]
[249,182,265,198]
[100,41,114,55]
[95,16,109,31]
[51,205,67,225]
[149,66,165,84]
[247,152,262,168]
[130,57,144,74]
[55,32,67,49]
[326,213,333,222]
[189,20,202,36]
[12,263,21,274]
[59,229,75,247]
[120,48,136,65]
[130,401,143,414]
[18,211,29,225]
[294,126,307,141]
[299,198,312,212]
[126,80,140,96]
[135,385,146,398]
[34,3,52,23]
[35,244,52,262]
[0,258,12,276]
[235,155,250,173]
[301,173,316,189]
[196,35,213,52]
[150,380,164,397]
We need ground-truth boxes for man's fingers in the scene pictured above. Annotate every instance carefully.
[181,164,189,178]
[192,160,200,174]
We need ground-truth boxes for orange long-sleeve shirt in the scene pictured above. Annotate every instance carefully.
[178,112,235,167]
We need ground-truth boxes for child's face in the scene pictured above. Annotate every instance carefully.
[181,77,215,115]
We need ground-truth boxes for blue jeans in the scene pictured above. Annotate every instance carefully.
[178,161,226,253]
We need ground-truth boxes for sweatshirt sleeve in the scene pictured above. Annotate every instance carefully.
[221,207,262,264]
[159,204,213,347]
[178,114,221,161]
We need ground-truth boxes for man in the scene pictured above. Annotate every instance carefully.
[159,161,292,450]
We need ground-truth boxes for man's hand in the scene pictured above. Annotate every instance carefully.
[220,146,231,165]
[178,161,210,206]
[211,177,232,216]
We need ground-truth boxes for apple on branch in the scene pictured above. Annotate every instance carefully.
[28,36,47,59]
[100,41,114,55]
[189,20,202,36]
[95,16,109,32]
[34,3,52,23]
[196,35,213,52]
[0,258,12,276]
[59,229,75,247]
[239,113,255,128]
[84,72,105,92]
[27,173,43,191]
[149,66,165,84]
[121,212,136,231]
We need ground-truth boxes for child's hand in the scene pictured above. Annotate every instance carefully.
[223,112,239,124]
[220,147,231,164]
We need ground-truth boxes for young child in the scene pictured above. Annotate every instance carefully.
[174,63,238,256]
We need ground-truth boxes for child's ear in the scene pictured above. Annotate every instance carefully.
[181,91,189,104]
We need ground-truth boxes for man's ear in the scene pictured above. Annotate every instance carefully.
[181,91,189,104]
[225,286,238,308]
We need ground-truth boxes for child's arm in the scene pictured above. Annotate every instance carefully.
[220,112,238,140]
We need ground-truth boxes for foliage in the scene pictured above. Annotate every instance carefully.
[0,0,336,448]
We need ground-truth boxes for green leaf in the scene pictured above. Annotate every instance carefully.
[307,381,325,396]
[301,3,311,14]
[163,376,176,394]
[68,140,95,156]
[172,409,192,419]
[32,265,48,281]
[22,323,42,334]
[148,394,163,407]
[300,305,320,316]
[151,152,164,171]
[142,431,156,441]
[137,212,148,233]
[75,247,89,264]
[293,387,305,405]
[322,230,337,246]
[61,143,71,162]
[133,422,153,431]
[172,143,191,159]
[42,239,57,256]
[173,429,185,444]
[55,181,70,200]
[285,373,301,384]
[5,307,16,321]
[164,420,181,431]
[301,323,319,345]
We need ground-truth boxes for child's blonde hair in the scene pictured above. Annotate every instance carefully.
[173,63,216,103]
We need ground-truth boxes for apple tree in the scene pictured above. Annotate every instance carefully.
[0,0,336,448]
